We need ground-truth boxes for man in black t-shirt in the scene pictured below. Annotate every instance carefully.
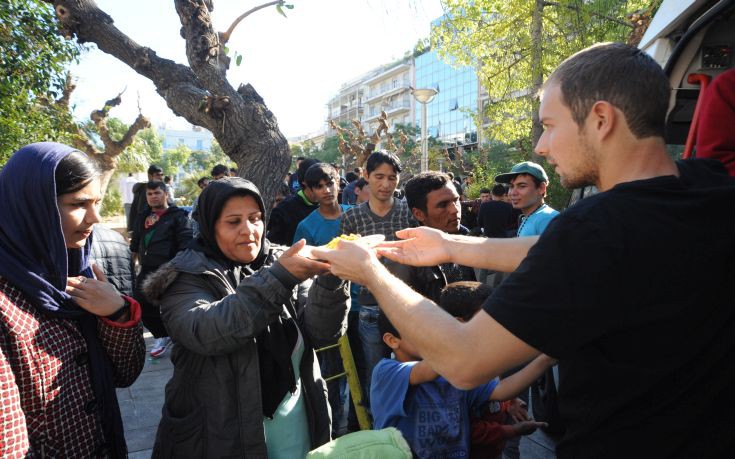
[314,43,735,458]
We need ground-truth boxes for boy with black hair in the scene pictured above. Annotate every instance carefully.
[292,162,354,435]
[371,310,553,459]
[130,181,192,358]
[128,164,164,233]
[288,156,306,191]
[340,150,415,409]
[267,158,320,245]
[354,177,370,204]
[440,281,547,458]
[210,164,229,180]
[293,163,349,246]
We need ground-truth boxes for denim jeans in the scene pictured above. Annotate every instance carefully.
[317,346,345,436]
[358,305,390,408]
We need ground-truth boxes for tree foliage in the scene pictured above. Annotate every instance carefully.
[0,0,80,163]
[434,0,658,152]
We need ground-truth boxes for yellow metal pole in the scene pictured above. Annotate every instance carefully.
[337,335,372,430]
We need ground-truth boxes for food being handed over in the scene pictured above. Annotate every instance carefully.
[324,234,361,249]
[299,234,385,260]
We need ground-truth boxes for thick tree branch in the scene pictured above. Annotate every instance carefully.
[219,0,284,45]
[46,0,291,208]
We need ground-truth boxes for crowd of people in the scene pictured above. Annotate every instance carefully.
[1,42,735,458]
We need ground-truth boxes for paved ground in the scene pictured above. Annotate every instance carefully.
[118,331,172,458]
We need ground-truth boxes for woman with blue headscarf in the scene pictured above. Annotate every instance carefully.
[0,143,146,458]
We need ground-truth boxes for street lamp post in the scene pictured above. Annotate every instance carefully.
[412,88,438,172]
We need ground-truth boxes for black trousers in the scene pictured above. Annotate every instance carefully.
[133,266,169,338]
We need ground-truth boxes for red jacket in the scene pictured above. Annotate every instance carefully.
[470,400,515,459]
[696,69,735,176]
[0,278,145,458]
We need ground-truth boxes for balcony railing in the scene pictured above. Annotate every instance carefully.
[366,80,412,102]
[364,101,412,121]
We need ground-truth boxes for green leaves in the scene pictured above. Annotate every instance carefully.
[236,54,243,66]
[0,0,81,163]
[275,3,294,18]
[434,0,655,152]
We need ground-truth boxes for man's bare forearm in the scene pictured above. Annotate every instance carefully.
[364,259,540,389]
[490,354,553,401]
[447,235,539,272]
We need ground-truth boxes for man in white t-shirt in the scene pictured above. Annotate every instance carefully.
[119,172,137,221]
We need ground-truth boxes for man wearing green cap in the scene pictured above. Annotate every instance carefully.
[495,161,559,237]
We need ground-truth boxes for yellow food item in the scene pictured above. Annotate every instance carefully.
[324,233,361,249]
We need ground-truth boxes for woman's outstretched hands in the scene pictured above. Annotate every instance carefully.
[376,227,452,267]
[279,239,331,281]
[66,263,125,316]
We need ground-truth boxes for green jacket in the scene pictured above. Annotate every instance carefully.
[143,247,350,458]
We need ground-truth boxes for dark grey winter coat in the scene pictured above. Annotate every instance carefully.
[143,247,350,458]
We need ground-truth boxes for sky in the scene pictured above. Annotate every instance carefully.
[69,0,445,139]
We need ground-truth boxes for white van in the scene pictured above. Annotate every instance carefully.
[640,0,735,149]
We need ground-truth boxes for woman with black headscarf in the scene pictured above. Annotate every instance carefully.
[0,143,146,458]
[143,177,350,458]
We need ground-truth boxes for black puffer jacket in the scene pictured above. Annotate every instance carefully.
[267,191,318,245]
[91,225,135,296]
[130,206,193,268]
[143,248,350,458]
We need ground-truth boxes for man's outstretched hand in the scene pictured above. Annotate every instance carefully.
[310,239,381,285]
[376,227,452,267]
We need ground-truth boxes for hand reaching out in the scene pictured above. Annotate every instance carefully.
[279,239,331,281]
[512,420,548,436]
[507,398,530,422]
[376,227,453,267]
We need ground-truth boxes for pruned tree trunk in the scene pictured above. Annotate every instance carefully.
[529,0,545,160]
[46,0,291,208]
[55,74,150,194]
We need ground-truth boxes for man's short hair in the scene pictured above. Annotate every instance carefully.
[366,150,402,175]
[229,167,237,176]
[345,171,359,183]
[404,171,453,213]
[297,158,320,185]
[378,311,400,339]
[146,180,167,192]
[147,165,163,175]
[439,281,493,322]
[164,175,172,184]
[211,164,229,177]
[491,184,507,196]
[304,163,339,188]
[479,187,492,195]
[276,182,291,198]
[355,177,368,190]
[296,156,306,161]
[545,42,670,139]
[197,177,209,187]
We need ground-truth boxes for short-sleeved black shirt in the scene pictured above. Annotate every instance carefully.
[485,159,735,458]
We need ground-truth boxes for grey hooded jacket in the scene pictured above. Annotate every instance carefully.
[143,247,349,458]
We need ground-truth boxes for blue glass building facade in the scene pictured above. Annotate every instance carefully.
[414,50,478,145]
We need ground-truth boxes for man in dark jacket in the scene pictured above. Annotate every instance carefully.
[130,181,193,358]
[126,164,164,235]
[394,171,475,303]
[267,158,320,245]
[91,225,135,297]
